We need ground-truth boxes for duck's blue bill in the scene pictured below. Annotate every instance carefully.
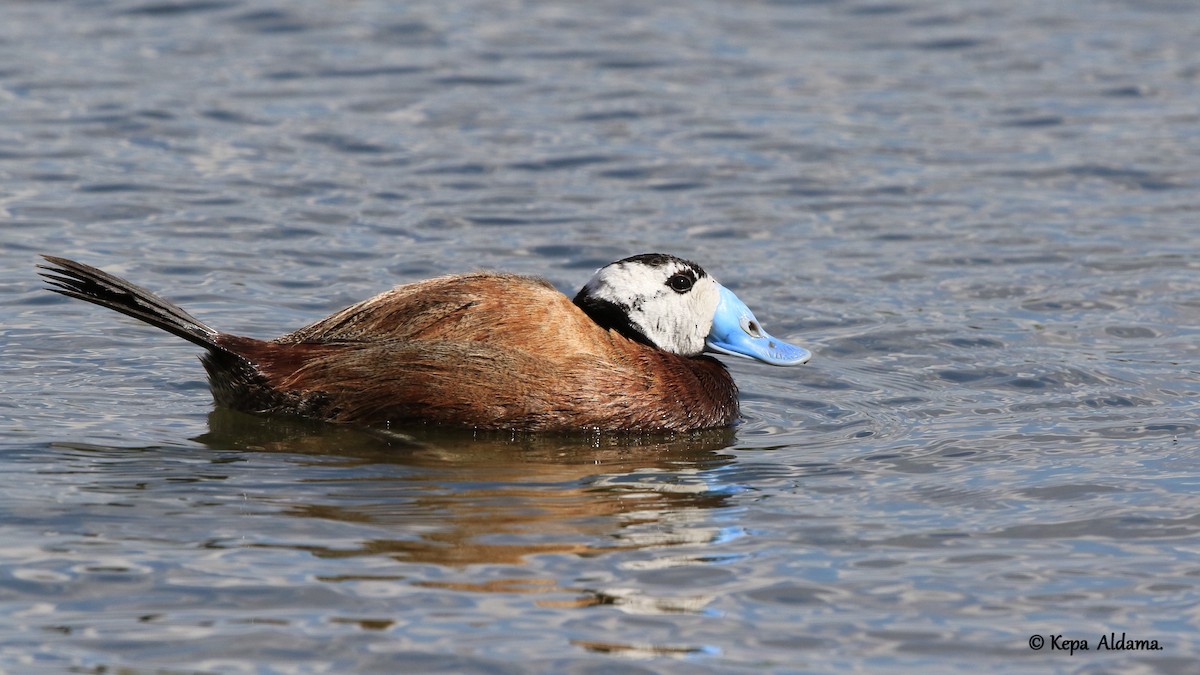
[704,284,812,366]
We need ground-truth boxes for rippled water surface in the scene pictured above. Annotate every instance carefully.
[3,0,1199,672]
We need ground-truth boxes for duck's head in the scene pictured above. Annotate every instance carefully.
[573,253,811,366]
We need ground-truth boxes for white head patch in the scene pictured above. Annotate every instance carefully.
[574,254,720,356]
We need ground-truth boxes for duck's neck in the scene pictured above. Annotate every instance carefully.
[573,290,654,348]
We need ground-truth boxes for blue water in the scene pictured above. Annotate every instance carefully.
[2,0,1199,671]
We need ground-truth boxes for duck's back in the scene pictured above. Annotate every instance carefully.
[277,274,584,349]
[226,273,738,432]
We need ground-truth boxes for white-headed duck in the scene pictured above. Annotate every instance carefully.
[39,253,810,432]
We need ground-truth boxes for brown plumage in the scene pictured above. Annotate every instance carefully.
[39,254,808,433]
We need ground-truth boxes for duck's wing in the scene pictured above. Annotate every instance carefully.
[274,273,571,345]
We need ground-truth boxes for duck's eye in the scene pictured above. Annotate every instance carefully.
[667,273,694,293]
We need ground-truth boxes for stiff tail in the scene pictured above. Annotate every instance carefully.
[39,255,225,353]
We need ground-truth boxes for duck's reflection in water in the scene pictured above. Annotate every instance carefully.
[196,409,740,571]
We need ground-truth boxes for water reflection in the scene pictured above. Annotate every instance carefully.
[195,409,738,568]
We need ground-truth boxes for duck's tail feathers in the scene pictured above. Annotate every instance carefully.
[39,255,226,353]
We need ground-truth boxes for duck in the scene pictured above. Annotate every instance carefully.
[39,253,810,432]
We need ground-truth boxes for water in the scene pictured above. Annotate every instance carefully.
[2,0,1199,671]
